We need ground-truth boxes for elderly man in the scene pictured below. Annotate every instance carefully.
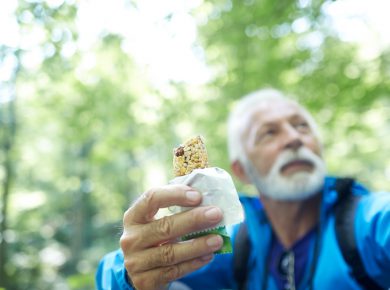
[96,89,390,290]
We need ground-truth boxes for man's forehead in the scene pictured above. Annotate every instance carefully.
[245,100,304,127]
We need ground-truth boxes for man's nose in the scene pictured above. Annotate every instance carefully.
[283,125,303,151]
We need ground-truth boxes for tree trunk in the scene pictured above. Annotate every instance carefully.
[67,139,95,273]
[0,97,17,288]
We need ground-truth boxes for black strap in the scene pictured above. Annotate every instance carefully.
[334,178,384,290]
[233,222,250,290]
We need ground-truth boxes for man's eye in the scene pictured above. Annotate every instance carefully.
[296,122,310,131]
[256,129,275,142]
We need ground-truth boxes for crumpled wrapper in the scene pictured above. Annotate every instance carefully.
[169,167,244,227]
[168,167,244,253]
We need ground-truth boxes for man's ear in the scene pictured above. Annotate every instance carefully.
[231,160,250,184]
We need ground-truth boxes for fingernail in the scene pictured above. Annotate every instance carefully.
[186,190,201,202]
[204,207,222,221]
[207,235,223,249]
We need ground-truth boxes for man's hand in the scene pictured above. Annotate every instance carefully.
[120,184,223,290]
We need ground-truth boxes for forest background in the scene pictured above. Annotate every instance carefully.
[0,0,389,289]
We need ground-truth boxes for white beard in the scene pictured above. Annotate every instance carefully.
[243,147,326,201]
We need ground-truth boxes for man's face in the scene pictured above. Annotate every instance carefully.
[241,100,325,200]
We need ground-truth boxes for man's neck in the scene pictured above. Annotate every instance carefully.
[260,193,322,249]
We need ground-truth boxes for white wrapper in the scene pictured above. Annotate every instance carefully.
[168,167,244,228]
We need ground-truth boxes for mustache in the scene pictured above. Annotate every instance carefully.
[274,147,322,173]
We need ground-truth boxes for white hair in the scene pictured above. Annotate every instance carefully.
[227,88,321,163]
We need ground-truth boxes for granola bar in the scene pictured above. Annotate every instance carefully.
[173,136,209,177]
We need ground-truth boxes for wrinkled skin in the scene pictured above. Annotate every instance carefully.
[120,184,223,290]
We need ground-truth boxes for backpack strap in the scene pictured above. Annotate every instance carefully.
[233,222,250,290]
[334,178,384,290]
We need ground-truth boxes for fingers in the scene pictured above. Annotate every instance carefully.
[129,254,214,290]
[125,234,223,273]
[126,184,202,225]
[121,206,223,250]
[144,206,223,247]
[120,184,224,290]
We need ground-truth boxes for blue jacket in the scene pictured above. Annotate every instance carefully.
[96,177,390,289]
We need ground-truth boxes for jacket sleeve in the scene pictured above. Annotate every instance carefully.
[95,249,133,290]
[95,248,233,290]
[355,191,390,288]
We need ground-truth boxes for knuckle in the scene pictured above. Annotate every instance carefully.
[143,187,158,204]
[131,275,145,290]
[142,188,159,213]
[123,200,138,224]
[161,265,181,282]
[120,231,138,252]
[124,257,138,274]
[133,274,157,290]
[160,243,176,265]
[122,207,132,224]
[155,216,174,238]
[119,235,129,251]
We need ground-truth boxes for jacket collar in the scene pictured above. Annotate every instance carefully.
[243,175,369,223]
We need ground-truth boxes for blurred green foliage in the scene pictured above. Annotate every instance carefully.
[0,0,389,289]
